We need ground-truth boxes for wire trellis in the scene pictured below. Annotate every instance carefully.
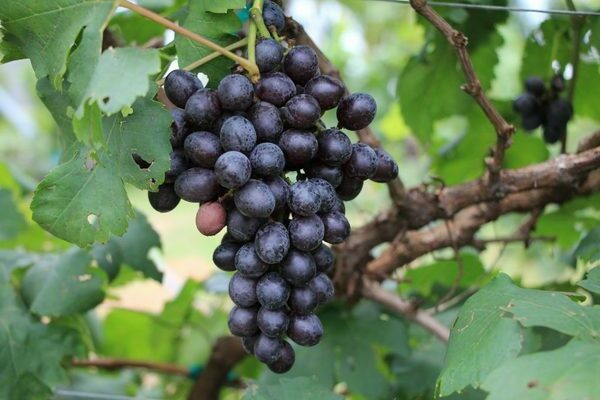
[367,0,600,17]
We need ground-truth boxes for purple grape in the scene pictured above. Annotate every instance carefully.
[281,94,321,129]
[174,167,221,203]
[170,108,189,148]
[254,333,284,364]
[165,150,187,183]
[371,148,399,183]
[288,215,325,252]
[213,241,241,272]
[235,242,269,278]
[321,211,350,244]
[229,272,259,307]
[148,183,180,213]
[525,76,546,97]
[256,272,291,310]
[255,222,290,264]
[283,45,319,85]
[281,249,316,286]
[289,286,318,315]
[279,129,318,167]
[305,163,343,188]
[255,72,296,106]
[343,143,378,179]
[257,307,290,337]
[336,175,364,200]
[227,208,265,242]
[309,273,334,304]
[267,340,295,373]
[317,128,352,166]
[248,101,284,143]
[310,178,336,213]
[184,88,221,129]
[217,74,254,111]
[234,179,276,218]
[228,306,259,337]
[256,38,284,73]
[250,143,285,177]
[312,244,334,273]
[214,151,251,189]
[265,176,290,212]
[164,69,203,109]
[304,75,345,110]
[288,180,321,216]
[337,93,377,131]
[184,131,222,168]
[262,0,286,34]
[288,314,323,347]
[220,116,257,153]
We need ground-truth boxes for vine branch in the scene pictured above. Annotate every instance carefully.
[72,358,188,376]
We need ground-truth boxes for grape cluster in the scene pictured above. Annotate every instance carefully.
[147,0,398,373]
[513,75,574,144]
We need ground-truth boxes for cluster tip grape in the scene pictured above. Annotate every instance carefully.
[146,0,398,374]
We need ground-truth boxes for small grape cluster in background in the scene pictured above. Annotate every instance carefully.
[513,75,574,144]
[146,0,398,373]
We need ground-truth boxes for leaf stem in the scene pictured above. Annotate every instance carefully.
[156,38,249,85]
[248,20,258,69]
[250,0,272,38]
[117,0,259,78]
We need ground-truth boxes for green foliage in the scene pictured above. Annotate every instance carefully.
[0,188,26,240]
[245,377,343,400]
[579,267,600,295]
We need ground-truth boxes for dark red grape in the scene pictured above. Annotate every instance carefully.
[219,115,257,153]
[184,131,222,168]
[255,72,296,106]
[305,163,343,188]
[165,149,187,183]
[283,45,319,85]
[337,93,377,131]
[288,215,324,252]
[256,272,291,310]
[312,243,334,273]
[288,314,323,347]
[235,242,270,277]
[228,306,259,337]
[279,129,318,167]
[281,94,321,129]
[248,101,284,143]
[267,340,295,373]
[281,249,316,287]
[148,183,180,213]
[256,38,284,73]
[316,128,352,166]
[196,202,226,236]
[288,180,321,216]
[227,208,266,242]
[164,69,203,109]
[257,307,290,337]
[309,273,334,304]
[174,167,221,203]
[229,272,259,307]
[289,286,318,315]
[371,149,399,183]
[250,143,285,177]
[184,88,221,129]
[214,151,251,189]
[262,0,286,34]
[304,75,345,110]
[343,143,378,179]
[213,241,241,272]
[255,222,290,264]
[234,179,276,218]
[321,211,350,244]
[254,333,284,364]
[217,74,254,111]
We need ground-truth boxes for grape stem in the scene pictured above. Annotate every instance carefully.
[156,38,249,85]
[117,0,259,79]
[248,15,258,72]
[250,0,272,38]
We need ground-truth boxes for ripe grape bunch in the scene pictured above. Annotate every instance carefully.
[513,75,574,144]
[147,0,398,374]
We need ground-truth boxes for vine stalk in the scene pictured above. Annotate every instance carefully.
[117,0,259,79]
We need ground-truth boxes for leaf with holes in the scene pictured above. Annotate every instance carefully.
[21,248,105,316]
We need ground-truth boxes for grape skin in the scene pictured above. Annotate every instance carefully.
[256,38,284,73]
[289,286,318,315]
[226,208,265,242]
[217,74,254,111]
[235,242,270,278]
[255,221,290,264]
[229,273,259,307]
[281,249,317,286]
[220,116,257,154]
[164,70,203,109]
[281,94,321,129]
[288,180,321,216]
[248,101,284,143]
[148,184,180,213]
[184,131,222,169]
[312,244,334,273]
[336,93,377,131]
[250,143,285,177]
[228,306,259,337]
[234,179,276,218]
[321,211,351,244]
[255,72,297,107]
[213,241,241,272]
[288,314,323,347]
[214,151,252,189]
[254,334,284,364]
[174,167,221,203]
[305,75,345,110]
[257,307,290,337]
[267,340,295,373]
[256,272,291,310]
[279,129,318,167]
[288,215,325,252]
[309,273,335,305]
[283,45,319,86]
[185,89,221,129]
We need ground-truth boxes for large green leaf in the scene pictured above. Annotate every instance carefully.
[520,19,571,83]
[0,188,26,241]
[175,0,241,87]
[31,97,171,247]
[205,0,246,13]
[579,267,600,296]
[574,227,600,263]
[0,0,116,85]
[21,248,105,316]
[482,340,600,400]
[245,377,343,400]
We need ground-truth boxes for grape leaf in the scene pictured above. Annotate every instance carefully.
[76,47,161,115]
[0,0,117,85]
[245,377,342,400]
[579,267,600,296]
[0,188,26,241]
[520,19,571,83]
[574,227,600,263]
[31,97,171,247]
[21,248,105,316]
[482,340,600,400]
[109,12,166,45]
[175,0,241,87]
[205,0,246,13]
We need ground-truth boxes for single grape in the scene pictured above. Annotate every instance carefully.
[196,202,226,236]
[321,211,350,244]
[289,286,318,315]
[257,307,290,337]
[288,180,321,216]
[371,149,399,183]
[288,215,325,252]
[310,178,336,214]
[255,222,290,264]
[330,196,345,214]
[343,143,378,179]
[337,93,377,131]
[267,340,295,373]
[229,272,259,307]
[228,306,259,337]
[522,113,544,131]
[262,0,286,34]
[281,94,321,129]
[164,69,203,109]
[305,163,343,188]
[543,98,573,144]
[283,45,319,86]
[165,150,188,183]
[174,167,221,203]
[248,101,284,143]
[253,333,284,365]
[214,151,251,189]
[281,249,316,286]
[213,241,241,272]
[309,273,334,305]
[250,143,285,177]
[234,179,276,218]
[235,242,270,277]
[304,75,345,110]
[184,88,221,129]
[148,183,180,213]
[227,208,266,242]
[288,314,323,347]
[551,75,565,93]
[217,74,254,111]
[255,72,296,106]
[316,128,352,166]
[256,38,284,73]
[220,115,257,153]
[184,131,222,168]
[212,111,246,135]
[256,272,291,310]
[242,335,258,354]
[525,76,546,97]
[513,93,538,115]
[336,175,364,201]
[312,243,334,273]
[265,176,290,212]
[170,108,189,149]
[279,129,318,167]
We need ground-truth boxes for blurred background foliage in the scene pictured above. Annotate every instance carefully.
[1,0,600,398]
